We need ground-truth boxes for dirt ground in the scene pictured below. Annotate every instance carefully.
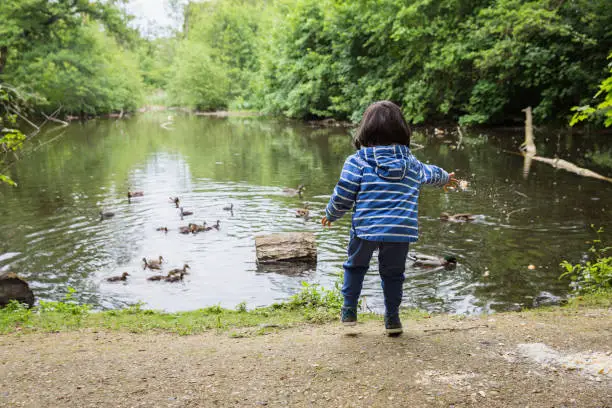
[1,308,610,408]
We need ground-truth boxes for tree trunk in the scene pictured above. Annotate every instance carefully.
[0,46,8,75]
[255,232,317,264]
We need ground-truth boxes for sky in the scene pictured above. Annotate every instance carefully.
[126,0,181,36]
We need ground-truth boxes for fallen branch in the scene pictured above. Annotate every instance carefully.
[530,155,612,183]
[456,125,464,150]
[41,111,69,127]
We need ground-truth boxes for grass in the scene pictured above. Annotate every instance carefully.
[0,281,431,336]
[2,282,607,337]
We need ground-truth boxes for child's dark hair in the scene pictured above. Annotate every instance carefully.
[353,101,411,149]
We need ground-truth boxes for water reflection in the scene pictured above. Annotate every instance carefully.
[0,114,610,313]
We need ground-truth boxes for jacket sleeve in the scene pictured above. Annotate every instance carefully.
[418,161,450,186]
[325,156,363,222]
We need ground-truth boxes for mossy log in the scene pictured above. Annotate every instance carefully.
[255,232,317,264]
[0,272,35,308]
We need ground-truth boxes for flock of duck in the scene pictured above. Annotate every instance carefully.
[103,185,309,284]
[102,183,475,280]
[103,190,237,284]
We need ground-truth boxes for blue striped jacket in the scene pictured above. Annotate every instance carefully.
[325,145,449,242]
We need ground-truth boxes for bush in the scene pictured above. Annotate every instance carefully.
[560,227,611,294]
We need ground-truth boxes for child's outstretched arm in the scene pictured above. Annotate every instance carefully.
[418,161,457,189]
[323,156,363,226]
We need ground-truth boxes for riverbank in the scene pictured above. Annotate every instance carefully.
[1,300,610,408]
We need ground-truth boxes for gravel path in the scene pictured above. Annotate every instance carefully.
[1,308,610,407]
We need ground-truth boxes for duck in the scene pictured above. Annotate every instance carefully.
[223,203,234,211]
[107,272,129,282]
[147,274,166,281]
[191,221,206,233]
[143,256,164,270]
[434,128,446,137]
[169,197,180,208]
[283,184,305,197]
[168,264,190,276]
[180,207,193,218]
[164,271,186,282]
[127,191,144,200]
[212,220,220,230]
[156,226,169,233]
[100,211,115,220]
[296,203,309,218]
[179,224,197,234]
[439,212,476,222]
[412,255,457,269]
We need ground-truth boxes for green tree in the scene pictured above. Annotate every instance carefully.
[570,54,612,127]
[167,40,229,110]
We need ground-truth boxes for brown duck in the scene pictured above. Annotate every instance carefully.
[143,256,164,270]
[283,184,305,197]
[107,272,129,282]
[165,271,186,283]
[168,264,190,276]
[147,275,166,281]
[127,191,144,200]
[439,212,476,222]
[296,203,309,218]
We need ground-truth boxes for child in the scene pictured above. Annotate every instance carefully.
[321,101,456,336]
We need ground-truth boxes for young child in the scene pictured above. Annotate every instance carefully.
[321,101,456,336]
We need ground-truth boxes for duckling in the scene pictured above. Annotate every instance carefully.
[147,274,166,281]
[223,203,234,211]
[439,212,476,222]
[180,207,193,218]
[434,128,446,137]
[193,221,210,232]
[127,191,144,200]
[107,272,129,282]
[179,224,197,234]
[296,203,309,218]
[283,184,305,197]
[100,211,115,220]
[413,255,457,269]
[156,226,169,233]
[168,264,190,276]
[212,220,220,230]
[164,271,186,282]
[143,256,164,270]
[169,197,180,208]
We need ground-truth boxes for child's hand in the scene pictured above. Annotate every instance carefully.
[443,172,459,192]
[321,216,332,227]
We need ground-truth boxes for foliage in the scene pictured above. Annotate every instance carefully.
[254,0,611,124]
[0,0,143,115]
[0,84,27,186]
[560,227,611,294]
[570,54,612,127]
[167,40,229,110]
[0,278,357,335]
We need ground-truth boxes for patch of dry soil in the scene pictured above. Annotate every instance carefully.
[1,308,610,407]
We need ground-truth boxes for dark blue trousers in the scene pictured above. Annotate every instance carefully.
[342,231,410,316]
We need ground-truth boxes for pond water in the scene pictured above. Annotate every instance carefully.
[0,113,610,313]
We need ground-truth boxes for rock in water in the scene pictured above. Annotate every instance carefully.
[0,272,35,308]
[255,232,317,264]
[532,291,564,308]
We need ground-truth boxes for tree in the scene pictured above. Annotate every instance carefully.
[571,54,612,128]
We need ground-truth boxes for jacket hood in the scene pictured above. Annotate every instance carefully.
[357,145,411,180]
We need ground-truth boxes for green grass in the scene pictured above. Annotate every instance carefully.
[0,281,432,336]
[564,289,612,308]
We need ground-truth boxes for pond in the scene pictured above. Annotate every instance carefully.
[0,113,610,313]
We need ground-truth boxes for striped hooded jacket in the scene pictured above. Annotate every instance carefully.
[325,145,449,242]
